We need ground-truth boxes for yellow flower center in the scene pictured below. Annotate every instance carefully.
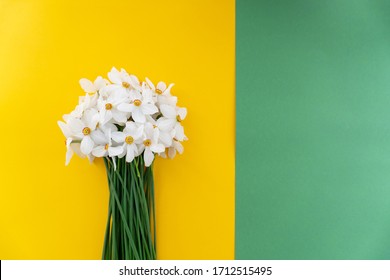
[153,124,157,128]
[105,103,113,110]
[176,115,182,122]
[155,89,163,95]
[82,127,91,135]
[104,144,109,150]
[143,139,152,147]
[125,136,134,144]
[122,82,130,88]
[133,99,142,106]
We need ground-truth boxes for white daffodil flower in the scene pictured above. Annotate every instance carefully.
[66,109,99,155]
[111,122,143,163]
[70,77,107,118]
[117,91,158,123]
[65,140,88,165]
[70,92,99,119]
[168,139,184,159]
[97,93,129,125]
[79,76,108,94]
[58,119,92,164]
[90,122,118,144]
[138,123,165,167]
[92,128,123,158]
[58,118,72,139]
[104,67,141,98]
[146,115,174,147]
[145,78,177,106]
[158,138,184,159]
[158,104,187,141]
[58,122,79,165]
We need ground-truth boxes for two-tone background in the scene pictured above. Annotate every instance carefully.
[1,0,390,260]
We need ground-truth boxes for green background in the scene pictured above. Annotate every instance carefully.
[236,0,390,259]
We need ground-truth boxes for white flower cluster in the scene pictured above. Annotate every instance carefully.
[58,67,187,167]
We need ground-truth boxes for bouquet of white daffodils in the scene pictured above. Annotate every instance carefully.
[58,67,187,260]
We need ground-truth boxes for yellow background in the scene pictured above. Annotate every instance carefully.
[0,1,234,259]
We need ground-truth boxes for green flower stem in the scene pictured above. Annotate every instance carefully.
[102,156,156,260]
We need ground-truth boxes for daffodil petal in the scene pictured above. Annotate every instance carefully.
[91,129,107,145]
[164,83,175,95]
[79,78,95,93]
[80,136,94,155]
[157,81,167,92]
[111,109,128,123]
[145,77,155,90]
[174,141,184,154]
[87,154,95,163]
[159,131,173,146]
[92,146,107,157]
[168,147,176,159]
[68,118,84,134]
[137,144,145,156]
[111,131,125,143]
[70,142,84,158]
[151,143,165,154]
[126,146,135,162]
[108,146,123,157]
[160,104,176,118]
[134,125,144,139]
[177,107,187,120]
[144,122,154,137]
[132,109,146,123]
[65,147,74,165]
[108,67,122,84]
[141,103,158,115]
[117,103,134,113]
[103,84,120,94]
[158,95,177,107]
[124,121,138,133]
[158,118,175,131]
[58,121,72,138]
[159,150,168,158]
[101,110,112,125]
[144,148,154,167]
[174,124,185,141]
[94,76,107,90]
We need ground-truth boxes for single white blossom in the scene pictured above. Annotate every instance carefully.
[70,93,98,118]
[92,128,123,158]
[117,91,158,123]
[145,78,177,106]
[147,116,173,147]
[66,109,99,155]
[158,104,187,141]
[79,76,108,94]
[112,122,143,162]
[168,139,184,159]
[139,123,165,166]
[97,94,129,125]
[104,67,140,98]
